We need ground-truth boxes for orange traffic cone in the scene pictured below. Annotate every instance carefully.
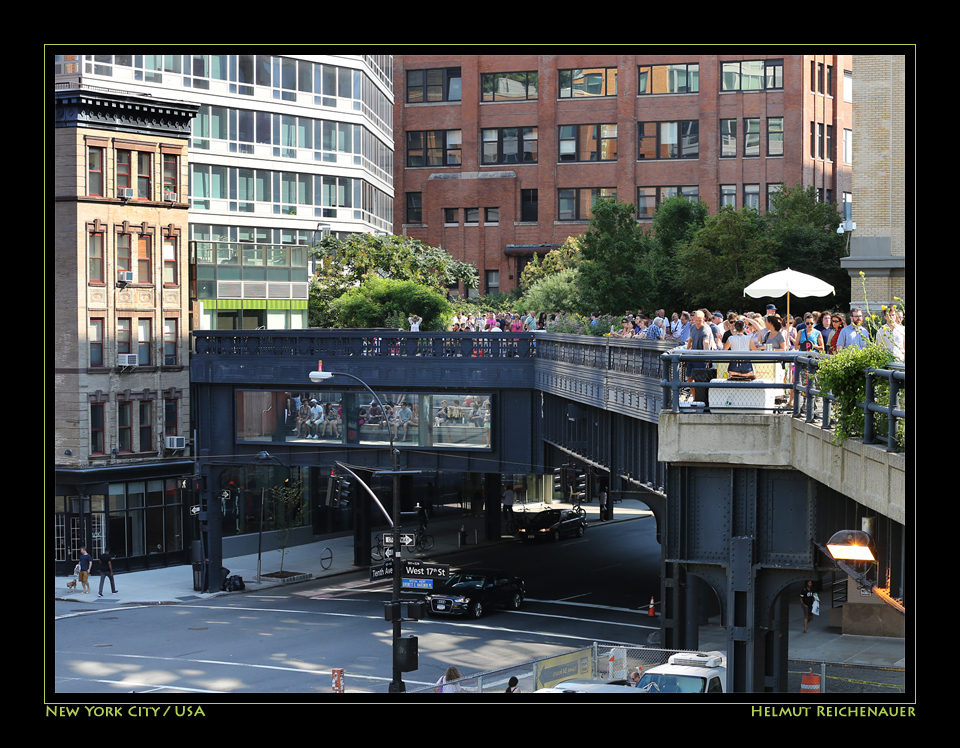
[647,597,656,616]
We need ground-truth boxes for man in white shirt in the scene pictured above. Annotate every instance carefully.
[876,308,905,362]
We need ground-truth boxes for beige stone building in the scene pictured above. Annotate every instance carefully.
[842,55,908,312]
[54,85,199,574]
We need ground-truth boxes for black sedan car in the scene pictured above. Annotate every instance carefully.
[424,569,525,619]
[518,508,587,542]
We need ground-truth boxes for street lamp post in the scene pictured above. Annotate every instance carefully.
[309,366,408,693]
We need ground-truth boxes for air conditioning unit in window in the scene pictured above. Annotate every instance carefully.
[117,354,139,367]
[163,192,177,202]
[118,187,134,199]
[165,436,186,450]
[117,271,134,283]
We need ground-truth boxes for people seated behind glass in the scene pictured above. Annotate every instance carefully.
[297,398,313,439]
[394,402,414,441]
[321,402,340,438]
[306,399,324,438]
[435,399,450,426]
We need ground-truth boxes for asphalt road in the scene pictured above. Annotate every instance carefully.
[53,516,660,696]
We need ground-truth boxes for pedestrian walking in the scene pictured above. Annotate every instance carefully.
[78,547,93,594]
[598,488,608,521]
[98,548,118,597]
[435,666,463,693]
[799,580,818,633]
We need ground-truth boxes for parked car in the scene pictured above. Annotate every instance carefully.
[535,677,642,694]
[424,569,525,619]
[518,508,587,542]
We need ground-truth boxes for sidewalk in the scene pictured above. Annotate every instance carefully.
[53,497,905,669]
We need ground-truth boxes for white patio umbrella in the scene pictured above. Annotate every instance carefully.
[744,268,835,324]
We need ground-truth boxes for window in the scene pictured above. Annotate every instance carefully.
[558,188,616,221]
[117,150,132,193]
[521,189,538,222]
[406,192,422,223]
[637,186,699,217]
[165,400,179,437]
[163,319,178,366]
[138,235,152,283]
[810,122,824,159]
[162,153,178,199]
[744,118,760,157]
[117,234,132,281]
[638,121,698,159]
[559,68,617,98]
[407,67,461,103]
[559,124,617,162]
[767,183,782,211]
[481,71,538,101]
[139,402,153,452]
[767,117,784,157]
[484,207,499,224]
[811,61,824,93]
[118,401,133,452]
[485,270,500,295]
[843,70,853,103]
[444,208,459,224]
[91,403,105,455]
[136,152,151,199]
[720,119,737,158]
[843,129,852,165]
[89,319,104,367]
[406,130,462,167]
[720,184,737,209]
[826,125,834,161]
[744,184,760,210]
[88,146,104,196]
[638,63,699,95]
[721,59,783,91]
[163,238,178,285]
[88,232,104,283]
[138,318,152,366]
[636,187,657,219]
[465,208,479,224]
[117,318,132,355]
[481,127,538,164]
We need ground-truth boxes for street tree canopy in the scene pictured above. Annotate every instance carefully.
[309,233,477,328]
[313,233,478,293]
[576,199,653,315]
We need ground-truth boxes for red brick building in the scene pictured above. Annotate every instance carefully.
[394,54,852,296]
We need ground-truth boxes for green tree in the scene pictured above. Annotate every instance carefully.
[764,184,850,312]
[519,236,582,290]
[330,277,452,330]
[310,233,477,327]
[577,199,652,314]
[675,206,778,312]
[521,268,587,317]
[646,197,710,312]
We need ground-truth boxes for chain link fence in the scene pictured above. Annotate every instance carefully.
[410,644,905,694]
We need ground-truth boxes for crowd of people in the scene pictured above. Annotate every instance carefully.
[409,302,905,364]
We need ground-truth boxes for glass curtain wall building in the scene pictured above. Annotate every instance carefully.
[54,54,394,330]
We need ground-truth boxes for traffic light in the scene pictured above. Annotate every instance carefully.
[337,476,352,508]
[326,473,338,507]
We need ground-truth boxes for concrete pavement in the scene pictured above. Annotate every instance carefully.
[54,497,905,670]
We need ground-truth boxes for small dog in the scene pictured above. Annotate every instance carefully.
[66,579,77,590]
